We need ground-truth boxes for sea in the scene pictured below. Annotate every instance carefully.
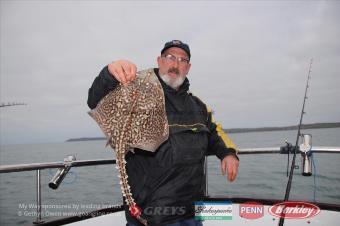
[0,128,339,226]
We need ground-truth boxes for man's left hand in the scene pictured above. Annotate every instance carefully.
[221,155,239,182]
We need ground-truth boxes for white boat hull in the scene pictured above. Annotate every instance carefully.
[66,203,339,226]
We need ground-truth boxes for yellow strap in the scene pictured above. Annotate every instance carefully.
[207,107,238,153]
[169,123,206,128]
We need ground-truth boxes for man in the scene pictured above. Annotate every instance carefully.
[87,40,239,226]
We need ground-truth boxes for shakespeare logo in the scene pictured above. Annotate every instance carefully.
[194,201,232,220]
[269,202,320,219]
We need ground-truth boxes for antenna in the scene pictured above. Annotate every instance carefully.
[278,58,313,226]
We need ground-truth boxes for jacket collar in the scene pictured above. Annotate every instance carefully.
[154,68,190,95]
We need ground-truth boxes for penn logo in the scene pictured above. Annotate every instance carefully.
[269,202,320,219]
[239,202,264,220]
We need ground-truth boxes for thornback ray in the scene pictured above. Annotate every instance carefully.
[88,68,169,225]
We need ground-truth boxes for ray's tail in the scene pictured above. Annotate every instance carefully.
[115,142,148,225]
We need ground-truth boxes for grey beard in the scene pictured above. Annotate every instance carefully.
[159,73,186,90]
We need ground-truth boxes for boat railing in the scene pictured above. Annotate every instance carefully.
[0,146,339,225]
[0,158,116,224]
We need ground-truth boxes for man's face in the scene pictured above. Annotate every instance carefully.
[157,47,191,90]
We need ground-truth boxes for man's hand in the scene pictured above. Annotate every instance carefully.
[221,155,239,182]
[107,60,137,86]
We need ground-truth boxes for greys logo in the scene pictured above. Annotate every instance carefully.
[143,206,186,216]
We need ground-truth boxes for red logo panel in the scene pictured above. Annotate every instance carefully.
[269,202,320,219]
[239,202,264,219]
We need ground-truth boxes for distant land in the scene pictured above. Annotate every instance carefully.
[224,122,340,133]
[66,122,340,142]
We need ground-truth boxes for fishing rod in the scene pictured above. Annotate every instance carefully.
[278,58,313,226]
[0,102,27,108]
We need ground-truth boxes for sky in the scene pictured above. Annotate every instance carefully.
[0,0,339,145]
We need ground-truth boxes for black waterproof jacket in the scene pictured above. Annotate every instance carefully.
[87,67,238,225]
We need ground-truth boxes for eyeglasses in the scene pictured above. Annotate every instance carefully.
[161,54,190,65]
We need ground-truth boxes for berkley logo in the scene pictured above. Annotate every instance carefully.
[239,202,264,219]
[269,202,320,219]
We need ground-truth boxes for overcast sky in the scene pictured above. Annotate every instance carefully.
[1,0,339,145]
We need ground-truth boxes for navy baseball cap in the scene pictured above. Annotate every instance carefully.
[161,40,191,60]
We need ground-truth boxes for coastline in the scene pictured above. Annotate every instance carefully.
[66,122,340,142]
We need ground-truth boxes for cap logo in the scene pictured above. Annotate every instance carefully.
[172,40,182,45]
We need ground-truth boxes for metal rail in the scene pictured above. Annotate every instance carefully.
[0,159,116,173]
[1,146,339,173]
[33,170,43,224]
[1,147,339,225]
[237,146,340,154]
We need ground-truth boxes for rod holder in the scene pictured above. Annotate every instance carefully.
[49,155,76,189]
[300,134,312,176]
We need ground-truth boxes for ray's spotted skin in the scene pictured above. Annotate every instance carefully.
[89,69,169,225]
